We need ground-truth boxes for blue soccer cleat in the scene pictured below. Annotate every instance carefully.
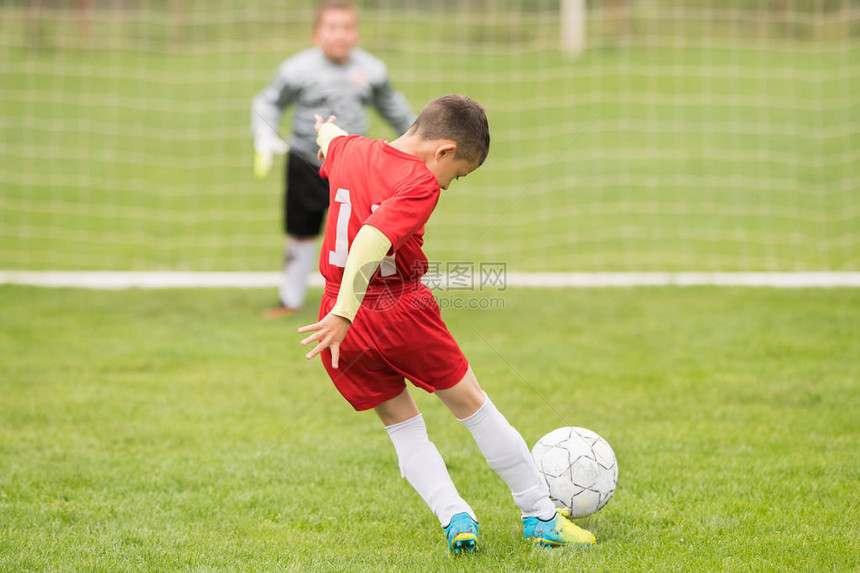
[443,512,479,555]
[523,508,596,547]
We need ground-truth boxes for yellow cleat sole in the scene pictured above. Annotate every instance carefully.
[450,533,478,555]
[530,536,595,547]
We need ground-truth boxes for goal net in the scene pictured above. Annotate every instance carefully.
[1,0,857,272]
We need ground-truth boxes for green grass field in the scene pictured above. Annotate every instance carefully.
[1,4,858,570]
[1,285,858,571]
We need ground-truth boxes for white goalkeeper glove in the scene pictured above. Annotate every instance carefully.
[253,132,289,179]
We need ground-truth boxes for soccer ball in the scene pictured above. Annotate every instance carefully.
[531,426,618,518]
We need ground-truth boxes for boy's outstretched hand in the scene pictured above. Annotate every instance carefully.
[314,114,339,160]
[313,114,337,133]
[298,313,350,368]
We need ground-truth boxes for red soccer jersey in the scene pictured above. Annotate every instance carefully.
[318,135,440,290]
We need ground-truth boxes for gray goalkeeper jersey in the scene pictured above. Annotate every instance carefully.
[251,47,414,167]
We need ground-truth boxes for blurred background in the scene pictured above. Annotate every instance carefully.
[1,0,857,273]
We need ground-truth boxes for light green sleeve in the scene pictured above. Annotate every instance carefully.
[317,123,349,158]
[331,225,392,323]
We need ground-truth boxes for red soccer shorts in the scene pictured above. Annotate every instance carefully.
[318,282,469,411]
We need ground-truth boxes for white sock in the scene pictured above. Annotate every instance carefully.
[385,414,476,527]
[458,394,556,520]
[279,239,315,309]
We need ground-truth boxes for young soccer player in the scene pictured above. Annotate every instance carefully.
[297,95,597,553]
[251,1,414,318]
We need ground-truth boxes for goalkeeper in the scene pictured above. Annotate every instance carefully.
[251,1,414,319]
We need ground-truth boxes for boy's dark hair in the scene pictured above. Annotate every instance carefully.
[411,95,490,166]
[314,1,356,29]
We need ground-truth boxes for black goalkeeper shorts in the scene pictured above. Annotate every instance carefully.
[284,153,330,238]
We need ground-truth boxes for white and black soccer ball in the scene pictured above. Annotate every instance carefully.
[531,426,618,518]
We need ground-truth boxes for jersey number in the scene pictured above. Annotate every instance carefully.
[329,189,396,277]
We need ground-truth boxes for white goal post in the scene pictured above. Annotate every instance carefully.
[561,0,587,56]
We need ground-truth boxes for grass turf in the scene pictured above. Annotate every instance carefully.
[1,285,858,571]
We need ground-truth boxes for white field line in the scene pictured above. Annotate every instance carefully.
[2,271,860,289]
